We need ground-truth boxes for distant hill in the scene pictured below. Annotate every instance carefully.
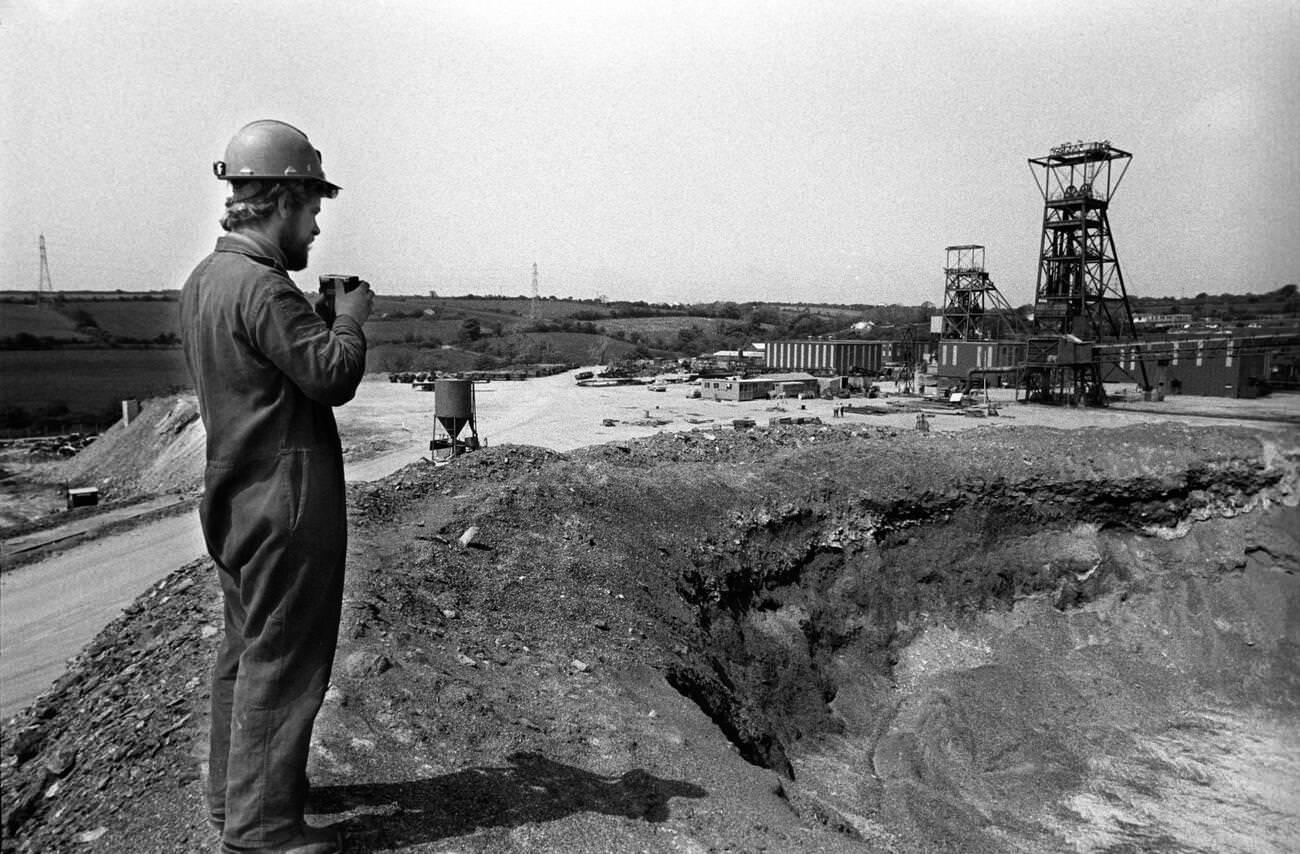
[2,286,1295,363]
[1129,284,1299,323]
[3,286,1294,434]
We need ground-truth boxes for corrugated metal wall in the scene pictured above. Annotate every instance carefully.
[764,340,887,374]
[764,335,1278,397]
[1100,339,1271,398]
[936,340,1025,378]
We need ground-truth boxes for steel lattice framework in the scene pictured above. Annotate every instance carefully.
[940,244,1025,340]
[37,234,54,306]
[1028,140,1138,340]
[530,262,539,319]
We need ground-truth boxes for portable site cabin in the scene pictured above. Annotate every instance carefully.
[65,486,100,510]
[699,372,819,401]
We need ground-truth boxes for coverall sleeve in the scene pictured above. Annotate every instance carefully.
[250,280,367,406]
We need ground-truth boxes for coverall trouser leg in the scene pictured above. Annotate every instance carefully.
[202,451,346,852]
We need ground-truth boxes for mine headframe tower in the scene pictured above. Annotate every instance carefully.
[940,245,1026,341]
[1029,140,1137,339]
[1025,140,1147,404]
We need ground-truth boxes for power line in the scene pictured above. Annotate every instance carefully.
[530,262,539,320]
[36,234,54,307]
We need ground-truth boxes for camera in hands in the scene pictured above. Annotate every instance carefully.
[316,274,364,325]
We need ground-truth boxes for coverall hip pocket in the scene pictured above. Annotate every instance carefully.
[282,450,311,533]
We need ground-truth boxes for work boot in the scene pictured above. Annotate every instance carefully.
[219,823,343,854]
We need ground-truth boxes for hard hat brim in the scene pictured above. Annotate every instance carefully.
[219,172,342,199]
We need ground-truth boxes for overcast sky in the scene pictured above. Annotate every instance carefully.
[2,1,1297,307]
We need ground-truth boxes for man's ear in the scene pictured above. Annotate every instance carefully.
[274,192,296,220]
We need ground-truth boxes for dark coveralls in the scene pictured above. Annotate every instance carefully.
[180,232,366,852]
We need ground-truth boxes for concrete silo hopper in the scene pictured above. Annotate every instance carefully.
[430,378,481,461]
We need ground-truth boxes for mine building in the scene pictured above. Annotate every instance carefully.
[1098,333,1292,399]
[699,372,819,401]
[691,347,765,374]
[935,339,1026,388]
[763,339,901,375]
[1132,313,1194,330]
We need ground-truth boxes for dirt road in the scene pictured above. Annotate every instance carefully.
[0,433,433,720]
[0,513,207,718]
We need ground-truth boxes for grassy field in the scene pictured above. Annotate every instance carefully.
[364,316,462,345]
[0,304,91,341]
[598,315,721,335]
[0,293,886,425]
[71,301,179,339]
[367,331,641,375]
[0,349,192,415]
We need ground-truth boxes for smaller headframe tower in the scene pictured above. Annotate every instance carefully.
[1028,140,1138,340]
[940,245,1024,340]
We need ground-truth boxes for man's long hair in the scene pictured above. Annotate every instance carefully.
[219,180,332,232]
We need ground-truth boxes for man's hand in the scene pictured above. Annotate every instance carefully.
[335,280,374,325]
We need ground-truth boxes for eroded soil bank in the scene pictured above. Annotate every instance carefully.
[3,421,1298,853]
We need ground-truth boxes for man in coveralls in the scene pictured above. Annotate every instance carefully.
[180,120,373,854]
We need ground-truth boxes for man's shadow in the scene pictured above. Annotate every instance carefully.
[310,751,707,849]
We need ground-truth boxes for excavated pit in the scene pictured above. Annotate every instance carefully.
[659,431,1300,852]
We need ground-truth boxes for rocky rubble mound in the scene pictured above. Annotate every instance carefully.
[4,421,1299,853]
[54,396,205,501]
[2,560,219,850]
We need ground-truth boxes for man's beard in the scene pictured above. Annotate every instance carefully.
[281,235,310,271]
